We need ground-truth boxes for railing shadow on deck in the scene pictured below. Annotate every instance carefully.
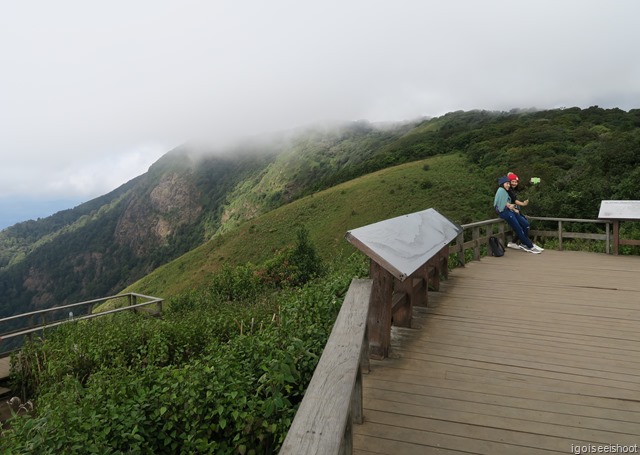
[280,215,624,455]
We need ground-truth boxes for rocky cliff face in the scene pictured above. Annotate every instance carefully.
[0,120,397,316]
[115,171,203,256]
[0,146,221,316]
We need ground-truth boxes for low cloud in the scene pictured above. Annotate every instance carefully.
[0,143,170,199]
[1,0,639,206]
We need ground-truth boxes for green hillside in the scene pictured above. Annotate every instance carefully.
[7,107,640,454]
[125,153,491,299]
[4,107,640,320]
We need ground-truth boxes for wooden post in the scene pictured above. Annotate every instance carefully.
[393,278,413,327]
[428,257,440,292]
[606,222,610,254]
[368,260,393,360]
[340,416,353,455]
[613,220,620,255]
[558,220,563,251]
[412,264,429,307]
[360,325,370,375]
[497,222,506,245]
[439,245,450,281]
[472,227,480,261]
[352,367,363,425]
[456,232,465,266]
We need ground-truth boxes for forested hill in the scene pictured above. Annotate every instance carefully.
[1,106,639,318]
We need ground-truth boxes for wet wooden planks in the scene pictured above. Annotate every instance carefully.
[354,250,640,455]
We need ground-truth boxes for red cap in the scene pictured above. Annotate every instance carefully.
[507,172,519,181]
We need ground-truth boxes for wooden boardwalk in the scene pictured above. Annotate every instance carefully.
[354,250,640,455]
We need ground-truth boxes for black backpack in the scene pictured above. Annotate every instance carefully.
[489,236,505,257]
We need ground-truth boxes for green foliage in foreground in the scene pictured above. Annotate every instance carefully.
[2,250,368,454]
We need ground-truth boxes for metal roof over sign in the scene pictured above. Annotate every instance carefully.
[345,208,462,281]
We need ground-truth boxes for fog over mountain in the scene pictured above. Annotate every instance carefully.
[1,0,639,227]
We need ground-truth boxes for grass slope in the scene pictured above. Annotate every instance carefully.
[125,154,492,299]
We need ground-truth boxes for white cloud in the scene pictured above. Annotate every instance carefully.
[0,143,170,199]
[1,0,639,205]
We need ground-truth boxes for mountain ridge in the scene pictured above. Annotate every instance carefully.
[0,119,418,317]
[1,106,639,319]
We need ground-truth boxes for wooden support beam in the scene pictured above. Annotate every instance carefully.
[412,278,426,307]
[392,281,411,328]
[439,245,450,280]
[368,260,393,360]
[415,264,430,307]
[427,257,441,291]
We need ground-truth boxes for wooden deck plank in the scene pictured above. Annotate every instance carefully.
[390,346,640,385]
[354,433,472,455]
[366,367,640,413]
[363,389,640,439]
[396,320,640,361]
[364,376,640,423]
[355,420,565,454]
[408,318,640,356]
[360,409,579,452]
[354,250,640,454]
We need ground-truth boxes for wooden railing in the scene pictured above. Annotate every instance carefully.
[450,216,615,264]
[0,292,164,357]
[279,279,372,455]
[529,217,612,253]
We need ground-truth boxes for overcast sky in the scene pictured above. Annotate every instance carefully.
[1,0,639,225]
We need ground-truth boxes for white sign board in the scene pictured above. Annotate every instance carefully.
[598,200,640,220]
[345,208,462,281]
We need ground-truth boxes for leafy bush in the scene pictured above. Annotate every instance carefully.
[208,262,263,302]
[2,253,368,454]
[256,227,324,288]
[420,180,433,190]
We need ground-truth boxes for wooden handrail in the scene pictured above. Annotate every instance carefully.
[450,218,506,265]
[280,279,372,455]
[450,216,615,265]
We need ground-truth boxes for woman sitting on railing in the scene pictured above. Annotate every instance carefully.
[494,176,542,254]
[504,172,544,252]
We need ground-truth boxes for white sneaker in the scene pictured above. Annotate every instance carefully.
[532,244,545,251]
[519,244,541,254]
[507,242,520,249]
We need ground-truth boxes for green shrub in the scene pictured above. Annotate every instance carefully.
[2,253,368,454]
[256,227,324,288]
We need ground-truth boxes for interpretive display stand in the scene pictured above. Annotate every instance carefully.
[345,208,462,359]
[598,200,640,255]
